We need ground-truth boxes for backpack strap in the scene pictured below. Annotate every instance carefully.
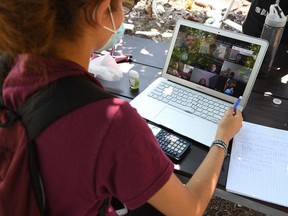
[19,76,113,140]
[17,75,113,215]
[0,95,3,109]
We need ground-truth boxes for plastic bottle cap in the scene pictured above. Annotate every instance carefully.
[265,4,287,28]
[273,98,282,105]
[129,70,139,78]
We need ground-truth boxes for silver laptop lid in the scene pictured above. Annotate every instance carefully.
[162,19,269,109]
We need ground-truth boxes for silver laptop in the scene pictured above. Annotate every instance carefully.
[130,19,268,147]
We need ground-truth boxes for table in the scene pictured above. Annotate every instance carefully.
[99,35,288,215]
[253,45,288,100]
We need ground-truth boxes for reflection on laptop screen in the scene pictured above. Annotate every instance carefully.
[166,25,261,99]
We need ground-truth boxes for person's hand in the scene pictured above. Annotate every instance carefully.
[215,107,243,145]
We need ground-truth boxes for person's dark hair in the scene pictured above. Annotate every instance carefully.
[236,53,242,59]
[0,2,53,55]
[0,1,100,86]
[185,32,193,38]
[199,78,206,86]
[209,43,217,52]
[0,1,100,56]
[209,43,217,48]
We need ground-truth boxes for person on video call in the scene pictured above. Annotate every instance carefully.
[0,0,243,215]
[180,33,196,51]
[179,32,197,61]
[235,53,245,66]
[209,63,218,73]
[198,77,207,86]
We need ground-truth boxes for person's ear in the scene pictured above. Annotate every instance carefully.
[92,0,110,26]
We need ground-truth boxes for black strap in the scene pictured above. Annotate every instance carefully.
[19,76,113,140]
[17,76,113,215]
[28,140,46,215]
[0,95,4,109]
[0,95,21,128]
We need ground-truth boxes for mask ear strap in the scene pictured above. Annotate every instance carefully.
[93,5,116,34]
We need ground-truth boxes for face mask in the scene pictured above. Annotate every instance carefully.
[96,23,125,52]
[95,6,125,53]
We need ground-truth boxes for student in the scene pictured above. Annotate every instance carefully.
[224,86,234,96]
[209,63,218,73]
[180,33,196,51]
[198,78,207,86]
[208,43,217,56]
[235,53,245,66]
[179,33,197,61]
[0,1,243,216]
[168,61,180,77]
[224,72,235,92]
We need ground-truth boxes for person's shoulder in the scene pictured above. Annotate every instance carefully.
[95,97,133,112]
[95,97,144,123]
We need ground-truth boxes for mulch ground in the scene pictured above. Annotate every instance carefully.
[205,196,265,216]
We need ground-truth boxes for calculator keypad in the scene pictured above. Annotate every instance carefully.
[156,130,190,161]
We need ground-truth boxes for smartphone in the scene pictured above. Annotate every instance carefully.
[111,198,128,216]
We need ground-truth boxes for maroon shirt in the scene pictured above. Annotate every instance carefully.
[3,55,174,216]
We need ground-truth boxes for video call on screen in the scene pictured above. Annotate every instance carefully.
[167,25,261,98]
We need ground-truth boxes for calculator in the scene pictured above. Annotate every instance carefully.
[148,123,191,162]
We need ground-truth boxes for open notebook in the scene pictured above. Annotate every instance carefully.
[130,19,268,147]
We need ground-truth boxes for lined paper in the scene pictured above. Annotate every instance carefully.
[226,121,288,207]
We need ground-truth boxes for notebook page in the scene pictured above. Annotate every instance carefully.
[226,121,288,207]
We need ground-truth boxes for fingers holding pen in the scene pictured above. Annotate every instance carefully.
[226,106,242,116]
[213,96,243,144]
[226,106,243,122]
[233,108,243,118]
[216,107,243,144]
[230,106,243,130]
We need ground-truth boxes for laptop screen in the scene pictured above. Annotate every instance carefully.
[164,20,264,101]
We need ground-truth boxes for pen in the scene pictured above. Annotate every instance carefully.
[233,96,242,110]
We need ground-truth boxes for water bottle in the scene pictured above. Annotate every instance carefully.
[258,4,287,79]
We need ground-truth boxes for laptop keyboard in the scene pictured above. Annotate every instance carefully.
[148,80,230,124]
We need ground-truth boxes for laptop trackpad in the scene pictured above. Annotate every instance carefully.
[155,107,195,128]
[154,107,216,146]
